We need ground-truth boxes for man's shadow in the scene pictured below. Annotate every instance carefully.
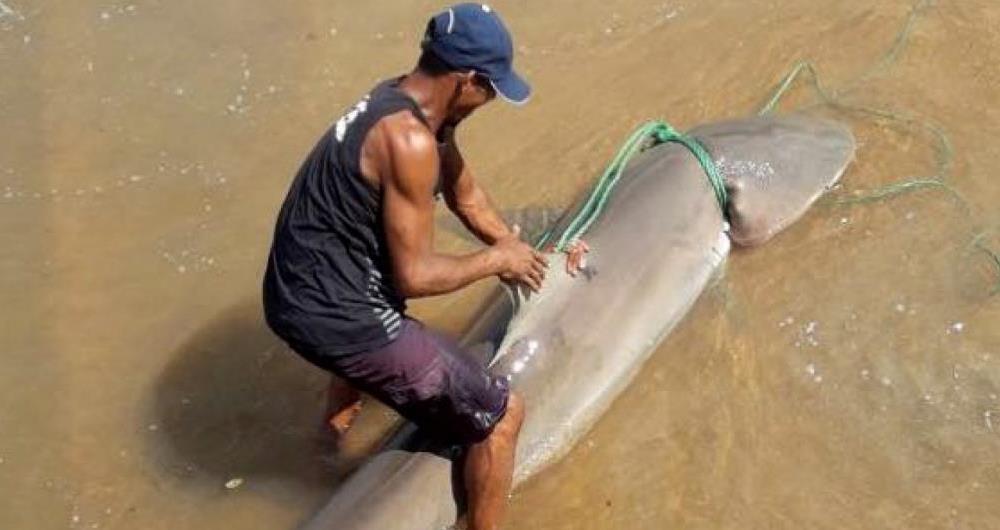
[148,298,397,494]
[149,294,510,523]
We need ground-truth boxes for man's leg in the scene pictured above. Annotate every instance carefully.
[325,375,362,437]
[463,392,525,530]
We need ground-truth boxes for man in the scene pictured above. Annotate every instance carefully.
[263,4,583,529]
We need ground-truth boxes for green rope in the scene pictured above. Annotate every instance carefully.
[757,0,933,116]
[756,0,965,208]
[757,61,830,116]
[971,233,1000,296]
[536,0,962,256]
[758,1,999,297]
[834,178,965,206]
[535,121,725,252]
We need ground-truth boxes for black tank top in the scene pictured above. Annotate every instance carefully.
[263,78,432,356]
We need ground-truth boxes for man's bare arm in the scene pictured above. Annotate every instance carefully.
[439,128,588,275]
[439,128,514,246]
[378,116,546,298]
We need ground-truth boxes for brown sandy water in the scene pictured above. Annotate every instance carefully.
[1,1,998,529]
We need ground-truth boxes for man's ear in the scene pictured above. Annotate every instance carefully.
[458,70,477,92]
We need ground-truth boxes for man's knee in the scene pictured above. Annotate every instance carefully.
[508,391,525,420]
[495,391,525,436]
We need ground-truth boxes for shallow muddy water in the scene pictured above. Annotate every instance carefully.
[1,1,998,529]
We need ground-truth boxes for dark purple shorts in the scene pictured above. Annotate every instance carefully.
[295,318,509,445]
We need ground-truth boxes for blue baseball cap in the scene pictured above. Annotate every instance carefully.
[421,3,531,105]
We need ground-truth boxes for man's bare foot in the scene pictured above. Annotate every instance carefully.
[327,398,363,439]
[323,377,363,444]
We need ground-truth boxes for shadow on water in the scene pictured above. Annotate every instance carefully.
[147,296,477,524]
[148,298,361,492]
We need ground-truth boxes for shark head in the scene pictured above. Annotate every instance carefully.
[690,114,856,247]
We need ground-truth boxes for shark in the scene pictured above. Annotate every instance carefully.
[298,113,856,530]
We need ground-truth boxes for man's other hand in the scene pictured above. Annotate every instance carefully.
[564,239,590,277]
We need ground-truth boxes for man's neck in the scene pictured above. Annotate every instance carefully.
[397,70,454,134]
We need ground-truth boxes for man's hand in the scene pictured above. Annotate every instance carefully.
[492,226,549,292]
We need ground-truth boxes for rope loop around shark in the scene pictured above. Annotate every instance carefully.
[536,120,728,254]
[299,113,856,530]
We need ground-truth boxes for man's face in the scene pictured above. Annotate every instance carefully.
[445,72,496,127]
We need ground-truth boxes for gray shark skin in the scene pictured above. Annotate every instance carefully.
[298,114,855,530]
[692,114,857,247]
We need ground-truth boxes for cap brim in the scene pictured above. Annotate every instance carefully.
[489,69,531,106]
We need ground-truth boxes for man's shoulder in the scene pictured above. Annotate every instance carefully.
[374,110,436,158]
[369,111,439,194]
